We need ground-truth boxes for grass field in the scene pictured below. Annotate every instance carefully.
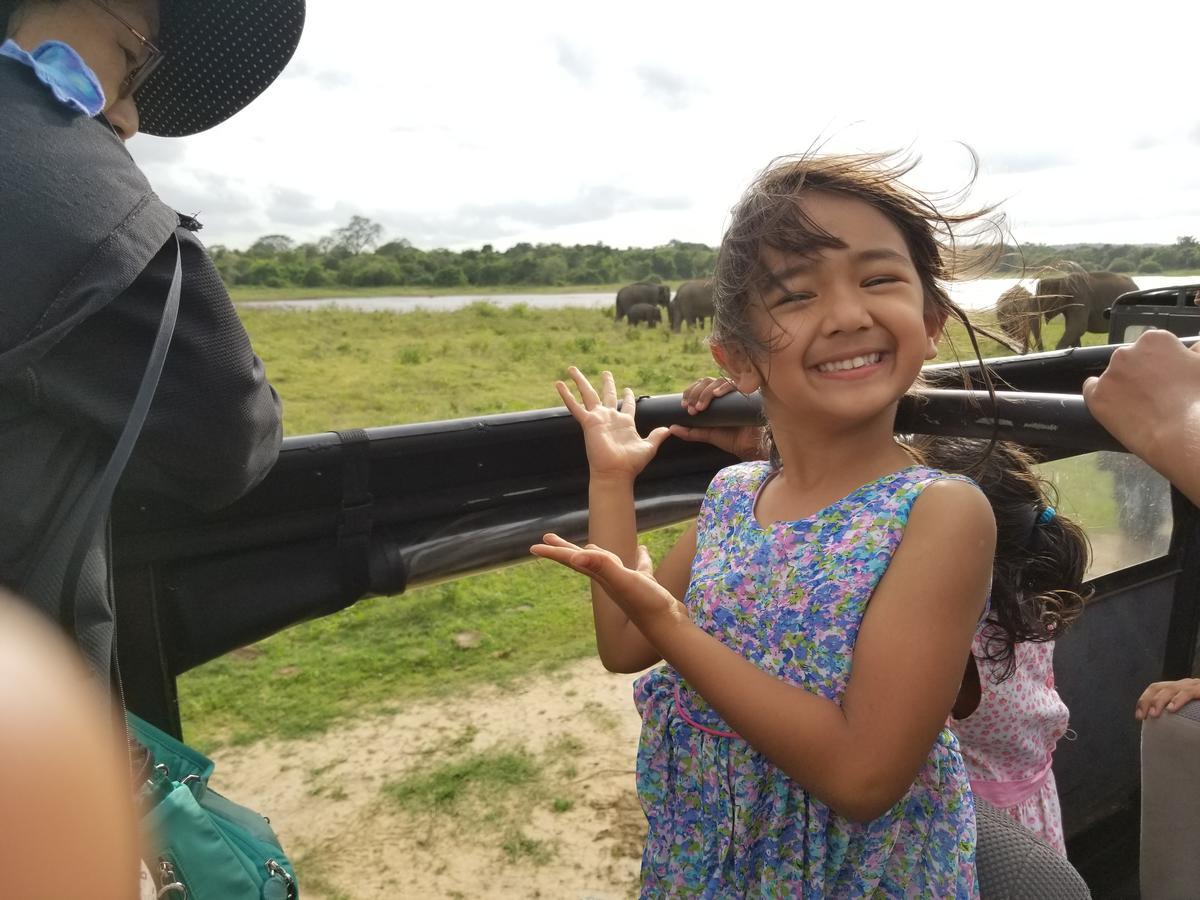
[179,305,1128,750]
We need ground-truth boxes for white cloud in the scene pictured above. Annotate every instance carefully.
[125,0,1200,251]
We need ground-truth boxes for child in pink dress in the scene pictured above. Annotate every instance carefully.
[920,437,1089,856]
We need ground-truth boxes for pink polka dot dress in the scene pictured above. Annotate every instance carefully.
[949,635,1070,855]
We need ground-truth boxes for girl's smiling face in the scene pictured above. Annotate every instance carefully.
[723,191,943,429]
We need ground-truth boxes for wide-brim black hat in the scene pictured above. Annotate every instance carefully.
[135,0,305,137]
[0,0,306,137]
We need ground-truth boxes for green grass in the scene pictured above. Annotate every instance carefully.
[178,303,1116,749]
[180,521,685,750]
[375,732,597,868]
[383,747,541,811]
[236,304,712,435]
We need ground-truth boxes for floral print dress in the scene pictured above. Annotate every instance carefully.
[632,461,979,898]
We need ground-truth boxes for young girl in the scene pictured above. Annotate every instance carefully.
[678,389,1090,856]
[531,153,999,896]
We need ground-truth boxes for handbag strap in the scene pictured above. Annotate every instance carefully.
[58,232,182,634]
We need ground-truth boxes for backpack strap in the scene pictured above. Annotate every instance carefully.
[57,232,182,634]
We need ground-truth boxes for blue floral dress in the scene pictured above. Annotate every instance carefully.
[633,462,978,898]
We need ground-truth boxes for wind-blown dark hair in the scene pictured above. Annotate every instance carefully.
[711,150,1011,468]
[911,435,1090,681]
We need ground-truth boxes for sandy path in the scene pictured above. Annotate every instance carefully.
[211,658,647,899]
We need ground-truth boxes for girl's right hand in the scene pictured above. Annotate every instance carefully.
[558,367,670,480]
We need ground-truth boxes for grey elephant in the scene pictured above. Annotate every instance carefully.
[670,279,715,331]
[1031,266,1138,350]
[994,284,1035,353]
[626,302,662,327]
[615,281,670,322]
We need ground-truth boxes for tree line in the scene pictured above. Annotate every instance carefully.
[998,236,1200,276]
[207,216,1200,290]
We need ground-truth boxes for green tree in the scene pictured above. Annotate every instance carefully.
[247,234,295,257]
[331,216,385,254]
[433,265,467,287]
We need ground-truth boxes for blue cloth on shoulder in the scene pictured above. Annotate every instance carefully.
[0,39,105,116]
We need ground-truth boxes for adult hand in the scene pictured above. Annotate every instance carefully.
[1136,677,1200,720]
[670,376,766,461]
[1082,330,1200,478]
[557,367,670,480]
[530,533,680,626]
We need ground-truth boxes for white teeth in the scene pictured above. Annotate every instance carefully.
[816,352,881,373]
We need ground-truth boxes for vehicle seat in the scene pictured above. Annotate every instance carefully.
[975,797,1091,898]
[1141,698,1200,900]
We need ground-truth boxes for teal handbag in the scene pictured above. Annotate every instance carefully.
[130,713,298,899]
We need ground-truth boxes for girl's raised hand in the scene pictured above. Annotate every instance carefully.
[558,367,670,480]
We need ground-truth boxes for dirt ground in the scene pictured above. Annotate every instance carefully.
[212,657,647,900]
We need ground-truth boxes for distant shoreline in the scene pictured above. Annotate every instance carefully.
[229,271,1200,304]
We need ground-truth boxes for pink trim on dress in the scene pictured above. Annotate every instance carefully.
[969,753,1055,807]
[673,683,740,739]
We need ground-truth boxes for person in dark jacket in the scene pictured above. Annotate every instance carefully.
[0,0,305,680]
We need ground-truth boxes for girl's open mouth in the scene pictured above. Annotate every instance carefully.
[812,351,884,378]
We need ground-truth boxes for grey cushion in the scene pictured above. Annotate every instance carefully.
[976,797,1091,898]
[1141,699,1200,900]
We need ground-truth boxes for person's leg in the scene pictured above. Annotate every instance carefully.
[1141,699,1200,899]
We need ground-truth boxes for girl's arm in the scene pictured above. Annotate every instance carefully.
[534,478,994,821]
[550,368,679,672]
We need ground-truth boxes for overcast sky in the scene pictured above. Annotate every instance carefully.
[128,0,1200,253]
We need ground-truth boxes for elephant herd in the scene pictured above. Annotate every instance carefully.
[994,265,1138,352]
[615,280,715,331]
[615,265,1138,350]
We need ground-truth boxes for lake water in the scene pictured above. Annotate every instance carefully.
[240,275,1200,315]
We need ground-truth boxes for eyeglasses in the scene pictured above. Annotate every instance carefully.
[85,0,164,99]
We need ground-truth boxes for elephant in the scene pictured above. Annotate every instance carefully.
[994,284,1035,353]
[615,281,670,322]
[625,302,662,327]
[1030,266,1138,350]
[670,279,715,331]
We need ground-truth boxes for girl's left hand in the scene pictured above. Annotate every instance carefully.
[531,533,680,625]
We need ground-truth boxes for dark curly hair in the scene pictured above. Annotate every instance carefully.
[910,435,1090,681]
